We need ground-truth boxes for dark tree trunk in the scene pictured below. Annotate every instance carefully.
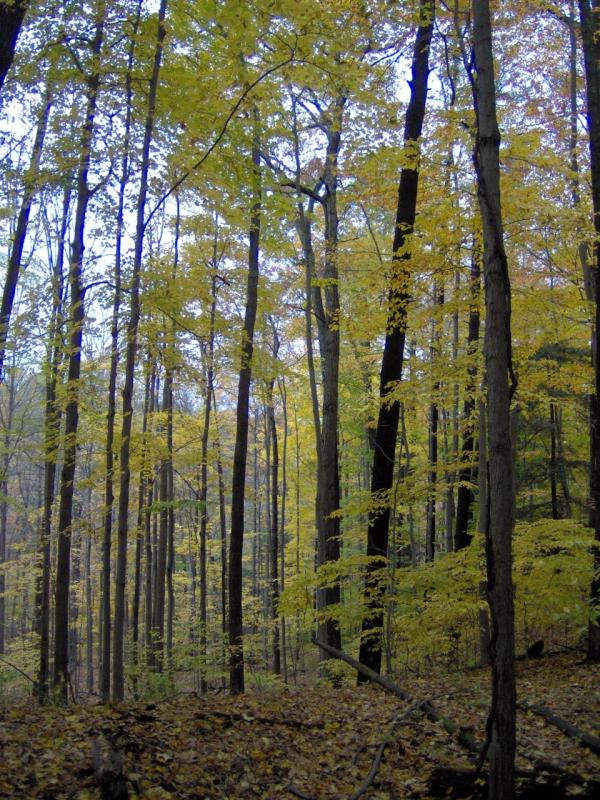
[36,185,69,702]
[100,0,141,703]
[425,281,443,562]
[471,1,517,796]
[228,109,261,695]
[112,0,168,701]
[199,274,218,693]
[358,0,434,677]
[212,389,228,656]
[0,0,29,92]
[266,325,281,675]
[0,87,51,379]
[0,365,16,656]
[53,8,104,701]
[577,0,600,661]
[312,96,346,654]
[454,250,481,550]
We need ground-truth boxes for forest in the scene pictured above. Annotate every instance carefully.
[0,0,599,798]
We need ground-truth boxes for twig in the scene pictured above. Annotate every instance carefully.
[0,655,35,683]
[350,699,424,799]
[287,785,314,799]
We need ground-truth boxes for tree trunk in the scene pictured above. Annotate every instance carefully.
[53,6,105,701]
[454,248,481,550]
[36,185,69,702]
[228,108,262,694]
[358,0,434,677]
[112,0,168,701]
[0,86,51,378]
[577,0,600,661]
[471,1,517,796]
[199,274,218,692]
[0,0,29,92]
[100,0,141,703]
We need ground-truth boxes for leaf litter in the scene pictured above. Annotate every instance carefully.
[0,653,597,799]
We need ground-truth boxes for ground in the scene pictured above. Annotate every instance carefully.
[0,653,598,799]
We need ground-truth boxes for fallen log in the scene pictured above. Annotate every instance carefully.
[518,699,600,756]
[312,636,481,753]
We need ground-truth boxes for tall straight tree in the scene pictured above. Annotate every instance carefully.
[112,0,169,701]
[53,1,105,700]
[471,1,516,797]
[100,0,141,702]
[358,0,434,677]
[577,0,600,662]
[228,108,262,695]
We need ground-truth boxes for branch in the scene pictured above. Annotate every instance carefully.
[311,637,481,753]
[350,699,424,799]
[144,49,296,230]
[0,655,35,683]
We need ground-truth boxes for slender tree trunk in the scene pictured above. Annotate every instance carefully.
[455,248,481,550]
[228,109,262,694]
[0,86,51,378]
[36,186,69,702]
[0,365,16,656]
[100,0,141,702]
[266,326,281,675]
[577,0,600,661]
[358,0,434,676]
[53,6,105,701]
[112,0,168,701]
[471,2,517,795]
[199,275,218,692]
[212,389,227,661]
[278,376,288,683]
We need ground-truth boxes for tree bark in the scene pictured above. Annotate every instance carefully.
[0,86,51,379]
[358,0,434,677]
[228,108,262,694]
[112,0,168,701]
[471,1,517,796]
[454,249,481,550]
[0,0,29,93]
[577,0,600,662]
[100,0,141,702]
[36,185,69,702]
[53,5,105,701]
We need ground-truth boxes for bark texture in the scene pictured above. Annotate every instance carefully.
[578,0,600,662]
[228,110,262,694]
[358,0,434,676]
[472,1,517,797]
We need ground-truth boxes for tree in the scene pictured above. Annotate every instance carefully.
[53,1,105,701]
[112,0,169,701]
[358,0,435,677]
[471,1,517,796]
[577,0,600,663]
[228,108,262,695]
[0,0,29,93]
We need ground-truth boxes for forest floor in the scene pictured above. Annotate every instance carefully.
[0,652,598,799]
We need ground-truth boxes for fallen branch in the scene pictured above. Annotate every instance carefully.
[518,699,600,756]
[0,655,35,684]
[312,637,481,753]
[350,699,424,799]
